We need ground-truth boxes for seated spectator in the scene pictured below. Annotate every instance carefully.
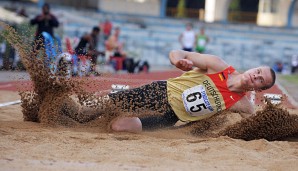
[105,27,126,62]
[291,55,298,74]
[134,60,150,73]
[273,61,283,73]
[105,27,130,71]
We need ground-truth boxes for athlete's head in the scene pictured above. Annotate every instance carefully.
[241,66,276,91]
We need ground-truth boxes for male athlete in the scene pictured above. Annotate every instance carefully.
[63,50,276,133]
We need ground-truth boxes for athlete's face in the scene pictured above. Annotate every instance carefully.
[241,66,273,91]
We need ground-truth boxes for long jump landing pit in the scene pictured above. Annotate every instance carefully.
[0,70,297,170]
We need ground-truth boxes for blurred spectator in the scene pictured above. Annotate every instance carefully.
[282,62,291,75]
[291,55,298,74]
[3,42,15,70]
[134,60,150,73]
[178,23,196,52]
[17,7,28,18]
[273,61,283,73]
[0,42,5,69]
[105,27,126,61]
[100,19,113,41]
[75,26,103,75]
[30,3,59,50]
[105,27,145,73]
[195,27,209,53]
[1,24,17,70]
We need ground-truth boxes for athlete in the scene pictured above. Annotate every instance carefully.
[75,26,103,75]
[63,50,276,133]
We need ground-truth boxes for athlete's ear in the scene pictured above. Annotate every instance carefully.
[255,89,262,93]
[246,87,254,92]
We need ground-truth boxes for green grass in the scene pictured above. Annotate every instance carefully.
[279,74,298,85]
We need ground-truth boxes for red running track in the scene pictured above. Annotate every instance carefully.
[0,70,296,109]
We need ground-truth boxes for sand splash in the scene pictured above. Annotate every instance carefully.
[1,22,297,141]
[220,101,298,141]
[0,22,98,125]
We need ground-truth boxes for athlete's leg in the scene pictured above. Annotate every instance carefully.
[111,109,179,132]
[109,81,179,132]
[139,110,179,130]
[60,97,105,123]
[111,117,142,133]
[108,81,169,113]
[61,81,175,126]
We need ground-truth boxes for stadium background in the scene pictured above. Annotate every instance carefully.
[1,0,298,71]
[0,1,298,170]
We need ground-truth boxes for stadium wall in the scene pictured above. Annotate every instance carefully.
[45,0,98,9]
[98,0,160,16]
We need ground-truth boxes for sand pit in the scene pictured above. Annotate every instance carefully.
[0,90,298,170]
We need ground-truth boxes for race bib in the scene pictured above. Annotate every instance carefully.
[182,85,214,116]
[198,39,206,47]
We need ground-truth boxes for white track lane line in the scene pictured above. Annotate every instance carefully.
[0,100,21,107]
[275,82,298,108]
[0,84,12,89]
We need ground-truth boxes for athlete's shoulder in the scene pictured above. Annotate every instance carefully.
[206,58,229,74]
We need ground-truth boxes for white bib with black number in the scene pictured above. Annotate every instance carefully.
[182,85,214,116]
[198,39,206,47]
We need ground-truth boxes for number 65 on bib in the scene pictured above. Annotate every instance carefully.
[182,85,214,116]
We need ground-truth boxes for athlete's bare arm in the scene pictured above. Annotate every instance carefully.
[169,50,228,73]
[229,96,255,117]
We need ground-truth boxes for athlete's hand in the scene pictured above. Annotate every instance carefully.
[176,59,193,71]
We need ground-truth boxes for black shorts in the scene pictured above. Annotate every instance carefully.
[75,48,87,56]
[108,81,179,130]
[183,47,193,52]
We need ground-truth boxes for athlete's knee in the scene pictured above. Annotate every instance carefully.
[111,117,142,133]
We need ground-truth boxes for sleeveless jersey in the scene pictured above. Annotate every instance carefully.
[181,30,196,49]
[195,35,208,52]
[167,66,245,122]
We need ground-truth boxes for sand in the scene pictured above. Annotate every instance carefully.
[1,90,298,170]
